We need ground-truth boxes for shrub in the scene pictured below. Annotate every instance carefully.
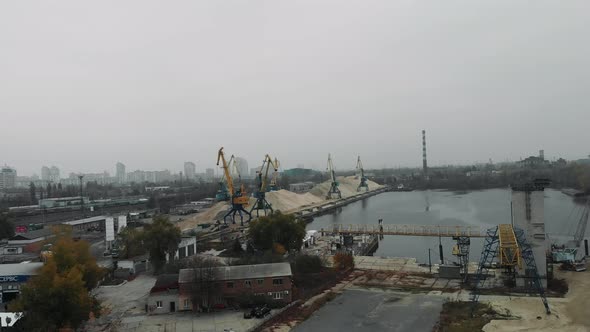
[292,254,324,275]
[333,252,354,270]
[273,243,287,255]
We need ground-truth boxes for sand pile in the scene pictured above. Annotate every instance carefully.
[483,268,590,332]
[308,176,383,199]
[266,190,324,213]
[264,176,383,213]
[176,202,229,231]
[483,298,574,332]
[178,176,382,229]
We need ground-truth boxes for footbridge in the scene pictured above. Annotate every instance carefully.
[321,224,485,238]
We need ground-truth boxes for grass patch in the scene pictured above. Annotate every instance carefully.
[433,301,513,332]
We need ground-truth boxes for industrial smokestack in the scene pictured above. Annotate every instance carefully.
[422,130,428,179]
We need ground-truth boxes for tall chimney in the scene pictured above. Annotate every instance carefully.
[422,130,428,179]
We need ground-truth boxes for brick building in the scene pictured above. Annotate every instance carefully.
[146,274,179,314]
[178,262,293,311]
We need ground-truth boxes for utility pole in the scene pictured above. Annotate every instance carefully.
[439,235,444,264]
[78,175,85,217]
[428,248,432,273]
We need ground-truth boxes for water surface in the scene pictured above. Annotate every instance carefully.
[309,189,585,264]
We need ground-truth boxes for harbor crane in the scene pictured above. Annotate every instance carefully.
[215,175,230,202]
[356,156,369,192]
[250,154,278,217]
[215,154,239,201]
[269,157,280,191]
[216,147,252,225]
[550,202,589,271]
[326,154,342,199]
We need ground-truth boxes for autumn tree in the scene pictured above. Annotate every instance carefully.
[118,227,146,259]
[50,236,106,290]
[248,211,306,253]
[575,164,590,192]
[143,216,181,272]
[11,235,103,331]
[333,252,355,270]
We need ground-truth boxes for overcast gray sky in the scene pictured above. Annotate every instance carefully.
[1,1,589,176]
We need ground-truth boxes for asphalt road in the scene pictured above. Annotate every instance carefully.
[293,289,443,332]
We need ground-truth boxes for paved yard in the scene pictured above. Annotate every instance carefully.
[117,311,268,332]
[293,289,444,332]
[95,274,157,317]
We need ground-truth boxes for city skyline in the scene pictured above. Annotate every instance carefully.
[2,1,590,175]
[4,148,586,180]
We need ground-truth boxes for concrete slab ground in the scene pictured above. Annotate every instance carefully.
[293,288,444,332]
[95,274,157,316]
[116,311,266,332]
[354,256,434,273]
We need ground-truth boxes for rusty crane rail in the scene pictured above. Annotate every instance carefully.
[322,224,485,238]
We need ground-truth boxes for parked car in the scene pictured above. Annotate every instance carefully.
[254,305,271,318]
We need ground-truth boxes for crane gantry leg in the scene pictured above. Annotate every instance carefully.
[250,192,273,217]
[327,182,342,199]
[471,225,550,316]
[223,203,252,226]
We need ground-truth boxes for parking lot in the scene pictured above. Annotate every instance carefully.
[117,310,268,332]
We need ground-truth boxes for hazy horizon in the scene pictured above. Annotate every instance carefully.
[2,1,590,176]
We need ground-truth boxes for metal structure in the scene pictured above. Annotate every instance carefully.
[573,203,589,248]
[250,154,278,217]
[498,224,521,268]
[470,227,499,314]
[452,236,470,283]
[215,181,230,201]
[471,225,550,315]
[217,147,252,225]
[326,154,342,199]
[269,157,280,191]
[356,156,369,192]
[551,202,588,267]
[324,224,484,238]
[513,227,550,313]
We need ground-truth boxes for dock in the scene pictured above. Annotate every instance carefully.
[294,186,390,220]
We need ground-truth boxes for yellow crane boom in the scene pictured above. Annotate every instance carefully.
[216,147,234,196]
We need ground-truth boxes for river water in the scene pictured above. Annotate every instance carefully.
[308,189,586,264]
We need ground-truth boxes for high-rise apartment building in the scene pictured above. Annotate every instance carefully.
[41,166,50,181]
[41,166,60,182]
[184,162,196,180]
[0,166,17,190]
[234,157,249,179]
[116,162,126,183]
[49,166,60,182]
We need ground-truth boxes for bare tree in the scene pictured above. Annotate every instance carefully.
[186,257,222,312]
